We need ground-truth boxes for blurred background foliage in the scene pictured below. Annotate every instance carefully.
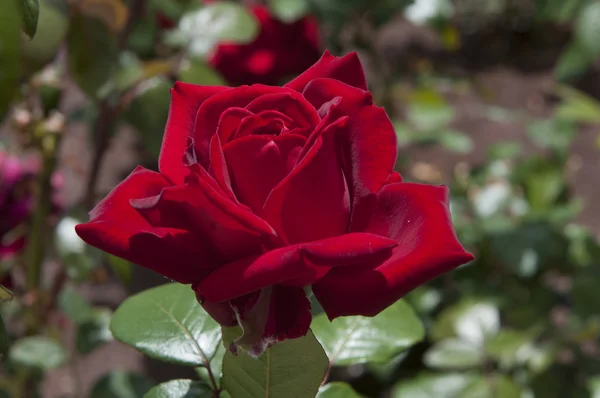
[1,0,600,397]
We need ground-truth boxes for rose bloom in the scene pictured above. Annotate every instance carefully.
[76,52,473,354]
[207,4,321,86]
[0,151,63,288]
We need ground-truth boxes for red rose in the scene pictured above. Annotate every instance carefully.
[207,5,321,86]
[76,52,473,354]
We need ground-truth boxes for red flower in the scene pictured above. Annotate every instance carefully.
[76,52,473,354]
[208,5,321,86]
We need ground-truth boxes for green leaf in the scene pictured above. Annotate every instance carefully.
[461,375,521,398]
[575,2,600,58]
[179,58,227,86]
[554,84,600,123]
[58,285,94,324]
[267,0,310,22]
[222,330,328,398]
[317,382,362,398]
[0,285,14,303]
[196,342,225,387]
[91,371,154,398]
[21,0,69,75]
[123,77,171,158]
[311,300,424,366]
[406,89,455,132]
[587,376,600,398]
[143,380,212,398]
[485,329,535,369]
[555,40,593,82]
[9,336,67,370]
[438,130,474,153]
[0,0,22,120]
[111,283,221,367]
[107,254,133,285]
[77,308,113,354]
[424,339,485,369]
[20,0,39,38]
[453,302,500,345]
[527,119,576,151]
[393,373,477,398]
[177,2,259,56]
[67,14,117,98]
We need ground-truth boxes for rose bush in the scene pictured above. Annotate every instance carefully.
[207,4,321,86]
[75,51,473,354]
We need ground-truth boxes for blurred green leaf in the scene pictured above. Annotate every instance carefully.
[268,0,310,22]
[9,336,66,370]
[22,0,68,74]
[77,308,113,354]
[58,285,94,324]
[179,58,227,86]
[0,285,14,303]
[588,376,600,398]
[222,330,327,398]
[393,373,477,398]
[555,40,593,82]
[111,283,221,367]
[91,371,154,398]
[176,2,259,56]
[461,375,521,398]
[20,0,39,38]
[312,300,424,366]
[527,119,576,151]
[107,254,133,285]
[406,89,454,132]
[575,2,600,58]
[438,130,474,153]
[488,141,522,159]
[67,14,117,98]
[554,85,600,123]
[407,286,442,315]
[0,0,21,120]
[485,329,535,369]
[424,339,485,369]
[317,382,363,398]
[144,379,212,398]
[431,300,498,342]
[123,77,171,158]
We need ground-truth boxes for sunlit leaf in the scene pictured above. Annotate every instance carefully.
[312,300,424,366]
[222,330,328,398]
[111,283,221,367]
[424,339,484,369]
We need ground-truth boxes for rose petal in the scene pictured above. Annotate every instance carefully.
[194,85,283,167]
[285,50,368,92]
[234,114,286,138]
[132,170,278,261]
[216,107,254,143]
[263,116,350,244]
[245,92,320,129]
[224,134,306,214]
[196,232,396,303]
[160,82,230,184]
[313,183,474,319]
[208,134,237,202]
[303,77,397,231]
[76,166,215,284]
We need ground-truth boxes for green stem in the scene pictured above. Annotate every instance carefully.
[25,125,61,334]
